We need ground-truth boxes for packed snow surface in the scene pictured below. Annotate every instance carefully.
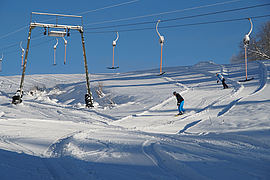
[0,61,270,180]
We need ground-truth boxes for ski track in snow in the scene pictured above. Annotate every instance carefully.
[141,140,159,167]
[187,63,260,119]
[0,135,35,155]
[112,62,265,134]
[165,64,244,132]
[0,61,270,179]
[217,61,268,117]
[253,61,268,94]
[45,130,84,158]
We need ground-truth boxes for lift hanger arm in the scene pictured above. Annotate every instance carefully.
[247,18,253,36]
[156,20,164,44]
[62,37,67,44]
[54,38,58,49]
[114,32,119,42]
[112,32,119,46]
[156,20,162,38]
[20,41,25,53]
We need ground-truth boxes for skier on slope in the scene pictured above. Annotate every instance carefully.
[216,73,229,89]
[173,91,185,115]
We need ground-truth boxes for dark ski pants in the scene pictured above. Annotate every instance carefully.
[222,79,228,89]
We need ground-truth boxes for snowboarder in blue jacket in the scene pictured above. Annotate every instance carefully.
[216,73,228,89]
[173,91,185,115]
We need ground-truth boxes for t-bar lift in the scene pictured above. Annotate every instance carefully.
[240,18,254,82]
[156,20,165,75]
[12,12,94,107]
[108,32,119,69]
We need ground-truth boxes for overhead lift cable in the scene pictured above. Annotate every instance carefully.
[85,2,270,31]
[85,0,243,26]
[85,14,270,34]
[0,33,46,52]
[0,0,140,41]
[79,0,139,15]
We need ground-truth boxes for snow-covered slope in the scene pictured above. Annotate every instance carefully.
[0,61,269,180]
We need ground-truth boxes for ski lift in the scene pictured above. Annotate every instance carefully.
[12,11,94,107]
[239,18,254,82]
[20,41,25,68]
[156,20,165,75]
[0,53,3,72]
[53,38,58,65]
[108,32,119,69]
[63,37,67,64]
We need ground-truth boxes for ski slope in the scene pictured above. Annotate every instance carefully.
[0,61,270,180]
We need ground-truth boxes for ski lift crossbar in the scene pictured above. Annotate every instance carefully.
[32,12,82,18]
[30,22,82,31]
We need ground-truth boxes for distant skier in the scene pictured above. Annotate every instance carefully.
[216,73,229,89]
[173,91,185,115]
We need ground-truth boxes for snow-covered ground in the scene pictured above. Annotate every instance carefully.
[0,61,269,180]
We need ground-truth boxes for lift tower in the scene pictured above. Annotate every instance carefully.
[12,12,94,107]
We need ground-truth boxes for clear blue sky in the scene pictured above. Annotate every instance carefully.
[0,0,269,76]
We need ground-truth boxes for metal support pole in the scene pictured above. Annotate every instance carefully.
[160,43,163,74]
[21,54,24,68]
[80,30,94,107]
[19,26,33,97]
[64,43,67,64]
[112,46,115,67]
[244,46,248,80]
